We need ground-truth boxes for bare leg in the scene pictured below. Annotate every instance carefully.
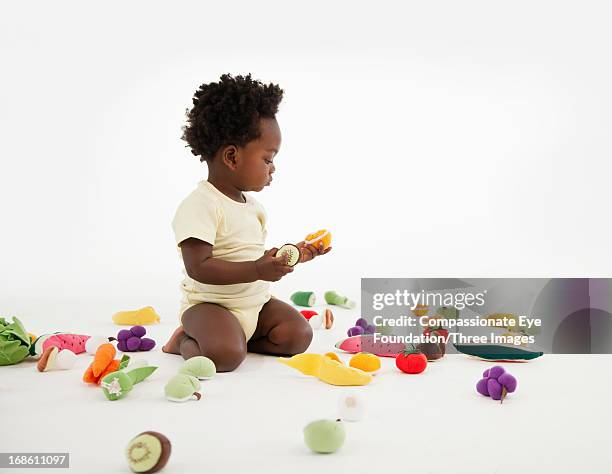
[247,298,313,356]
[164,302,248,372]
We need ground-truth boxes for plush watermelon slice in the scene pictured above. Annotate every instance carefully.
[34,333,91,356]
[335,335,408,358]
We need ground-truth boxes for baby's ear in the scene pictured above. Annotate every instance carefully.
[221,145,239,170]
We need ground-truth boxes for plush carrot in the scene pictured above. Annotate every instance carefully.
[92,343,116,377]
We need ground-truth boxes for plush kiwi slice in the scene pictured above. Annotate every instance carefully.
[277,244,300,266]
[126,431,171,473]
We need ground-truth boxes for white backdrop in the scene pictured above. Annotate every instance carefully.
[2,1,611,322]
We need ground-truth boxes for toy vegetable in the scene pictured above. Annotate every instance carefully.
[325,291,355,309]
[126,431,171,473]
[179,356,216,379]
[83,343,128,385]
[37,347,77,372]
[101,364,157,401]
[279,353,372,386]
[291,291,316,307]
[395,348,427,374]
[0,317,32,366]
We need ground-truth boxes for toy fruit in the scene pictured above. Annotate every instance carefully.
[347,326,364,337]
[112,306,161,325]
[179,356,216,379]
[323,308,334,329]
[335,334,408,357]
[31,332,106,357]
[304,229,332,250]
[277,244,300,266]
[164,374,202,402]
[395,348,427,374]
[349,352,381,373]
[324,352,342,363]
[303,419,345,454]
[476,365,518,403]
[126,431,171,473]
[300,310,318,320]
[411,304,429,317]
[291,291,316,307]
[338,393,365,422]
[324,291,355,309]
[114,326,156,352]
[37,346,77,371]
[279,353,372,386]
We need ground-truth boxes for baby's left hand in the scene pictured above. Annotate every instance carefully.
[296,241,332,264]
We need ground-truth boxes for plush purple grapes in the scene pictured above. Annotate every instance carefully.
[139,338,156,351]
[355,318,369,329]
[347,326,365,337]
[117,329,131,341]
[476,365,517,403]
[364,325,376,334]
[130,325,146,338]
[117,339,128,352]
[126,336,142,351]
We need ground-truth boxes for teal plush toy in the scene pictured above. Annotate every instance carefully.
[100,358,157,401]
[179,356,216,379]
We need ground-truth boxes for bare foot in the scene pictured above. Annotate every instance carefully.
[162,326,186,355]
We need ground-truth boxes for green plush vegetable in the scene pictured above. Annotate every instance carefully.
[101,362,158,401]
[0,317,31,366]
[179,356,216,380]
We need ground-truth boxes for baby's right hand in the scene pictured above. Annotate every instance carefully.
[254,248,294,282]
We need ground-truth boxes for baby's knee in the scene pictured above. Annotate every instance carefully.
[273,320,313,355]
[205,343,247,372]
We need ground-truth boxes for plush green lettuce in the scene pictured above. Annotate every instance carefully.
[0,317,31,366]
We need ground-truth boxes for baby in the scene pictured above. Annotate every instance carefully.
[162,73,331,372]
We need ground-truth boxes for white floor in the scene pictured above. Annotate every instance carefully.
[2,301,611,474]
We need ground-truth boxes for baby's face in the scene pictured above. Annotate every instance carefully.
[236,117,281,192]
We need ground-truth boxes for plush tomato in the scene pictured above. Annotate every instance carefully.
[395,350,427,374]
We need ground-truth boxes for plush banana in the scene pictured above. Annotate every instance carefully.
[112,306,160,325]
[278,353,372,386]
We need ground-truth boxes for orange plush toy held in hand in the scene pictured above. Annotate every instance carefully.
[304,229,332,250]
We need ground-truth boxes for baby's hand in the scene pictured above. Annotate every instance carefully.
[296,241,332,264]
[255,248,294,281]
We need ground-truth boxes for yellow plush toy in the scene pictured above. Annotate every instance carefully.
[278,353,372,386]
[304,229,332,250]
[112,306,160,325]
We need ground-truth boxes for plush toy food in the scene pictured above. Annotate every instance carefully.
[324,291,355,309]
[0,317,32,366]
[303,419,345,454]
[114,326,156,352]
[417,341,445,361]
[300,310,318,320]
[349,352,381,373]
[291,291,316,307]
[276,244,300,267]
[453,343,543,361]
[304,229,332,250]
[308,313,323,330]
[178,356,216,380]
[323,309,334,329]
[347,317,375,337]
[395,349,427,374]
[37,347,77,372]
[476,365,518,403]
[112,306,161,325]
[335,334,408,357]
[164,374,202,402]
[338,393,365,422]
[83,343,129,385]
[101,364,157,401]
[279,353,372,386]
[126,431,171,473]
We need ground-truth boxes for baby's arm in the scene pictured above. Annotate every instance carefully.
[180,238,293,284]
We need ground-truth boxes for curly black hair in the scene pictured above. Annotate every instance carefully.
[182,73,284,162]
